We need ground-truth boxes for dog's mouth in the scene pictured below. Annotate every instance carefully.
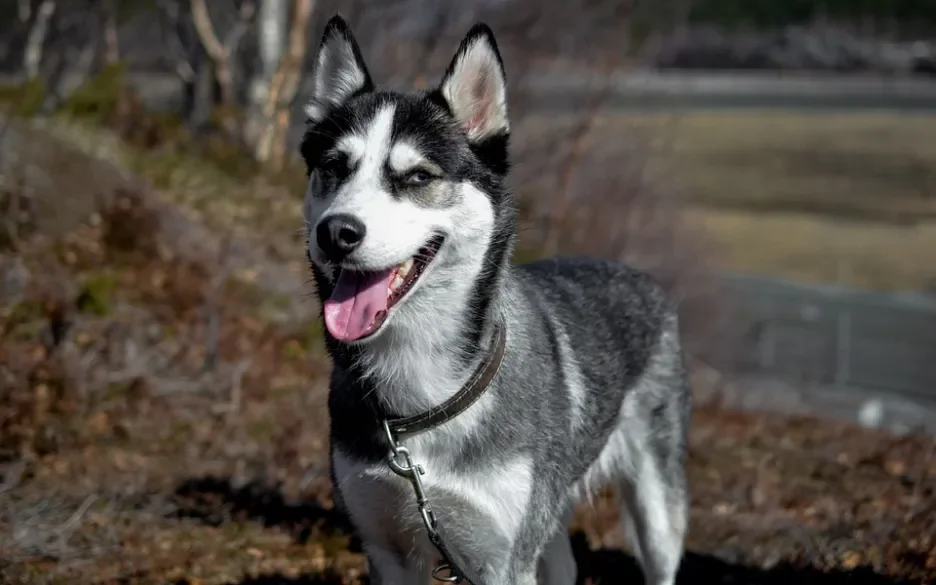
[322,235,444,343]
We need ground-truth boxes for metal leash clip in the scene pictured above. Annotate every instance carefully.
[431,564,461,583]
[383,420,463,583]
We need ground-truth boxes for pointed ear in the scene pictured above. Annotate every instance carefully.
[305,15,374,123]
[438,23,509,143]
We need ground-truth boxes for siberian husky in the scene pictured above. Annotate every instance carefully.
[301,15,691,585]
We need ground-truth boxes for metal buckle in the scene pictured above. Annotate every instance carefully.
[432,564,462,583]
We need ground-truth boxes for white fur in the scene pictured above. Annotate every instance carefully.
[388,141,430,174]
[334,448,535,540]
[619,460,684,585]
[554,324,588,434]
[354,175,494,419]
[335,133,368,166]
[441,37,509,142]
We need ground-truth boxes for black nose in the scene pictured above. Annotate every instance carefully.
[316,214,366,261]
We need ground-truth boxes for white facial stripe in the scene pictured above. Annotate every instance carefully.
[388,141,427,174]
[358,105,396,176]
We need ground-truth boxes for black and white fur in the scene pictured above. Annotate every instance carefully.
[301,15,691,585]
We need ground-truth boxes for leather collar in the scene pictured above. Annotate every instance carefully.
[384,322,507,438]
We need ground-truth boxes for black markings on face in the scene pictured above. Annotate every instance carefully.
[300,90,508,209]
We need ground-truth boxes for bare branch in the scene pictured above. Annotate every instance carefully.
[155,0,197,83]
[542,63,616,256]
[54,495,97,542]
[225,1,258,54]
[190,0,257,105]
[102,0,119,64]
[18,0,32,22]
[191,0,256,61]
[190,0,228,63]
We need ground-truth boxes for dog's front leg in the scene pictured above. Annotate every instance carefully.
[365,546,432,585]
[537,505,577,585]
[538,530,577,585]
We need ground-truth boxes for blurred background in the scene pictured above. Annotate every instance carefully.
[1,1,935,583]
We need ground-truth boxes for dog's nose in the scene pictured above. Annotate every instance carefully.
[316,214,366,261]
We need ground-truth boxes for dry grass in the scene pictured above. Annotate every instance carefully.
[695,209,936,291]
[516,111,936,291]
[610,111,936,223]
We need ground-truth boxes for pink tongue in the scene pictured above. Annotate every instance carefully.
[323,268,394,342]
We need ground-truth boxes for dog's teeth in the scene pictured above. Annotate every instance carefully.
[398,258,414,277]
[390,274,405,291]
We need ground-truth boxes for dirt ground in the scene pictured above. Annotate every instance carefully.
[2,120,935,585]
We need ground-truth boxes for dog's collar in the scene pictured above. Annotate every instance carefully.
[384,322,507,438]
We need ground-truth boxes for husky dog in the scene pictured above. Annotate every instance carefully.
[301,15,691,585]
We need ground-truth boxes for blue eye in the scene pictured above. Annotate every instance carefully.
[405,170,432,186]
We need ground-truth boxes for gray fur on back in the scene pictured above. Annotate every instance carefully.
[486,257,690,568]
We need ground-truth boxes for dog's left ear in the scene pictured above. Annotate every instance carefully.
[438,23,509,143]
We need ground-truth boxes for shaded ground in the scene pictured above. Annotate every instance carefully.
[2,119,935,585]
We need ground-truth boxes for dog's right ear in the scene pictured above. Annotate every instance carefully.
[305,15,374,123]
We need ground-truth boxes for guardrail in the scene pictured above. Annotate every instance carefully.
[725,272,936,403]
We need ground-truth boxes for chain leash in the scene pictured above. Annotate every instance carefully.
[382,419,463,583]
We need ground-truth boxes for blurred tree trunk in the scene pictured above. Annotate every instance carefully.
[23,0,56,80]
[39,1,103,113]
[184,45,221,133]
[244,0,288,148]
[252,0,314,171]
[156,0,207,129]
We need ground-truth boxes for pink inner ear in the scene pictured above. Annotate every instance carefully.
[468,112,484,133]
[465,69,497,134]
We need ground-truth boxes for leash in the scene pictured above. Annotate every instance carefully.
[381,322,507,585]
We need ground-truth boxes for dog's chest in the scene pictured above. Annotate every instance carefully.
[332,446,535,557]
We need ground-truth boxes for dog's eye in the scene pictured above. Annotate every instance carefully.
[319,152,350,179]
[404,170,432,186]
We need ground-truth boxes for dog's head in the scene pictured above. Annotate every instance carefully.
[301,16,514,346]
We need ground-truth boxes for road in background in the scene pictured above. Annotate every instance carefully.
[115,68,936,113]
